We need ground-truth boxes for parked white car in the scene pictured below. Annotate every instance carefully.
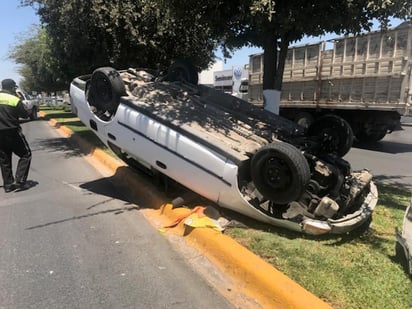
[16,89,39,120]
[69,60,378,235]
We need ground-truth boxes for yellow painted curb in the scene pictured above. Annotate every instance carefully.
[40,112,332,308]
[158,204,331,309]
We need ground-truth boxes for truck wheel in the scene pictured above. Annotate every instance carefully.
[294,112,314,129]
[307,114,353,157]
[355,130,386,143]
[88,67,126,114]
[165,59,198,85]
[30,106,38,120]
[251,141,310,205]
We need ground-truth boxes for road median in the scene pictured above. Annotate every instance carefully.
[39,111,332,308]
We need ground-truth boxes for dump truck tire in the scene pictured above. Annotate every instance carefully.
[294,112,314,129]
[307,114,353,157]
[356,129,387,143]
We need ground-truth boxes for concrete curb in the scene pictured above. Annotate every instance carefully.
[40,111,332,308]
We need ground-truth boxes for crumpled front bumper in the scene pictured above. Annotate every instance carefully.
[249,170,378,236]
[301,179,378,235]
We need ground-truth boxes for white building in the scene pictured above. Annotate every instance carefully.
[198,61,224,86]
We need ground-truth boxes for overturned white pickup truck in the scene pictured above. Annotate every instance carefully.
[70,60,378,235]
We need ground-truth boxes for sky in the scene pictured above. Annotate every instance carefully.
[0,1,404,85]
[0,1,40,84]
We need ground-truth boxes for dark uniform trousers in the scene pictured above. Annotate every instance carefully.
[0,128,31,186]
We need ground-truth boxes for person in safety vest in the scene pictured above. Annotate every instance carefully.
[0,79,32,192]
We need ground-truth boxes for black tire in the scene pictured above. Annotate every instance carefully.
[294,112,314,129]
[307,114,353,157]
[165,59,198,85]
[88,67,126,114]
[30,106,38,120]
[251,141,310,205]
[355,129,386,143]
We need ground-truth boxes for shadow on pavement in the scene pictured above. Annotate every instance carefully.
[352,140,412,154]
[25,205,138,230]
[25,172,140,231]
[372,175,412,192]
[80,176,133,204]
[31,130,109,158]
[79,166,172,210]
[31,137,85,158]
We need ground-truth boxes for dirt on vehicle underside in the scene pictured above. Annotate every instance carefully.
[120,70,301,163]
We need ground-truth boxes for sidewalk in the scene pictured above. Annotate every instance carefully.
[40,111,332,308]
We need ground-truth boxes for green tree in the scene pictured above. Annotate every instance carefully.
[8,25,64,92]
[166,0,410,108]
[20,0,410,96]
[21,0,218,85]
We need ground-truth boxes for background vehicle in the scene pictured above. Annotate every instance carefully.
[16,88,39,120]
[248,22,412,142]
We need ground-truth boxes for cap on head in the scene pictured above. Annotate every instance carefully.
[1,79,17,91]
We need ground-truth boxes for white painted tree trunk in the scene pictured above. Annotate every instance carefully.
[263,89,280,115]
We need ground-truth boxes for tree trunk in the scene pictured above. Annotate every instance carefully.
[274,37,289,90]
[262,33,277,91]
[262,33,281,114]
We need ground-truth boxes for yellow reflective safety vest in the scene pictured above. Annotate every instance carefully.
[0,91,25,130]
[0,92,20,107]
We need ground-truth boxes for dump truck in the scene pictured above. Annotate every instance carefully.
[248,22,412,142]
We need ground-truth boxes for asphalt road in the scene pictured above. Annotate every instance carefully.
[0,120,234,309]
[345,121,412,191]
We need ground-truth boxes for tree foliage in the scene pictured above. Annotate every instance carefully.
[20,0,217,87]
[165,0,411,91]
[18,0,410,93]
[8,25,64,92]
